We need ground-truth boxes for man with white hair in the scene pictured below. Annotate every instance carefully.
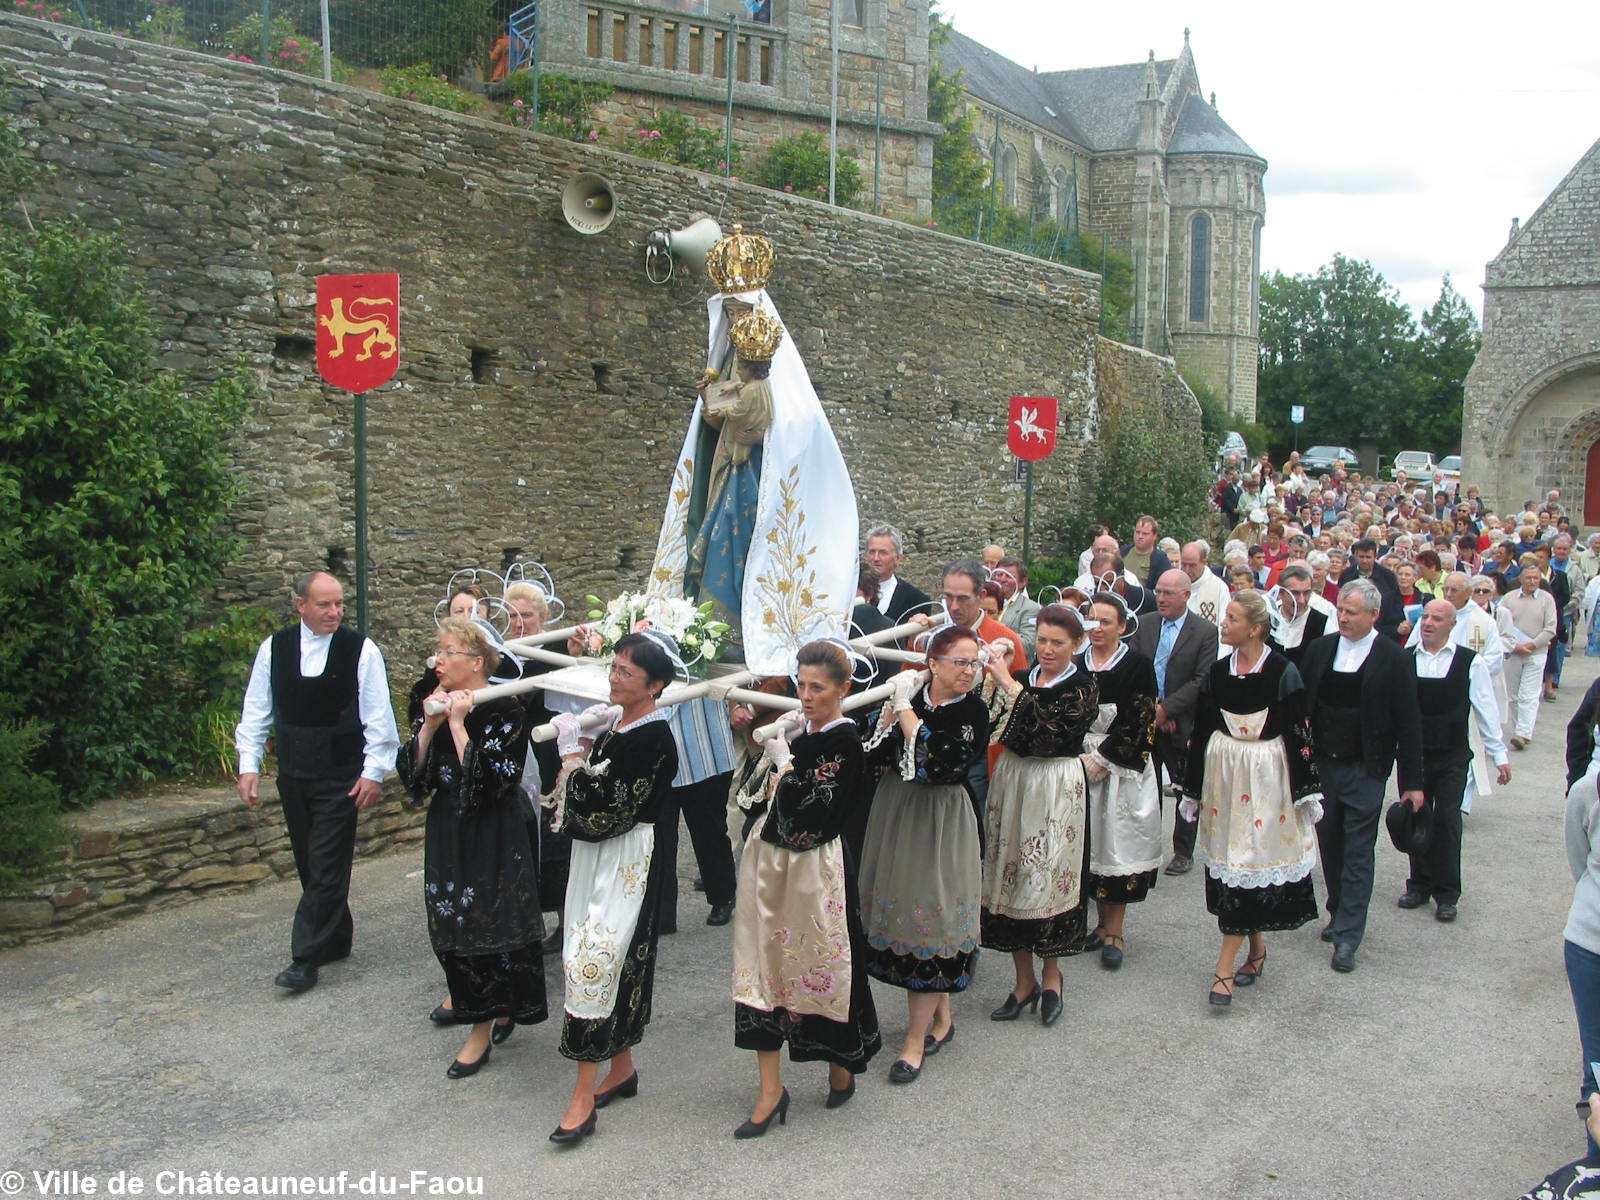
[864,523,930,623]
[1181,540,1229,627]
[1297,577,1425,973]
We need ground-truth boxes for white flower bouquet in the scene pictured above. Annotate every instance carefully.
[584,592,732,674]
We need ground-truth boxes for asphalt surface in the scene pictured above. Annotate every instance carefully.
[2,655,1594,1200]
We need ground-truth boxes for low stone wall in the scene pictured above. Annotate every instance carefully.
[0,779,425,949]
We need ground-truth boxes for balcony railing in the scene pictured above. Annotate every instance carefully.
[583,1,783,89]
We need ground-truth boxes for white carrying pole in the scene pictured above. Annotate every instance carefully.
[500,625,580,653]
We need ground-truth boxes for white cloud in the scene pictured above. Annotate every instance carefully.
[937,0,1600,318]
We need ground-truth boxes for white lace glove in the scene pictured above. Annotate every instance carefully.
[762,728,793,772]
[581,702,624,732]
[551,713,587,758]
[1178,796,1199,823]
[889,668,925,715]
[1294,793,1325,825]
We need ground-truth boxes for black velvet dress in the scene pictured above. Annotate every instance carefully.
[515,655,571,914]
[1183,652,1322,935]
[980,665,1101,957]
[732,721,882,1073]
[396,695,547,1026]
[1080,647,1161,905]
[859,689,989,992]
[558,712,679,1062]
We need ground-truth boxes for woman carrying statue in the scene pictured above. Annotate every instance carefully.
[397,617,545,1078]
[546,633,681,1146]
[729,640,881,1138]
[858,624,989,1084]
[979,604,1102,1028]
[1079,593,1161,971]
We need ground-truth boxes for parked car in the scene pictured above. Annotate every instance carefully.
[1390,450,1436,482]
[1437,454,1462,483]
[1215,431,1247,471]
[1300,445,1360,476]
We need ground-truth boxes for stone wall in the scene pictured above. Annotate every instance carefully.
[0,12,1116,673]
[1094,334,1202,445]
[0,779,423,948]
[1462,140,1600,517]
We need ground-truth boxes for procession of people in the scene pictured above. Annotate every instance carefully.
[233,227,1597,1168]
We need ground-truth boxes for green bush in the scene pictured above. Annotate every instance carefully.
[0,95,253,805]
[752,132,863,207]
[380,64,484,113]
[620,109,737,174]
[501,72,615,142]
[314,0,494,75]
[0,720,67,891]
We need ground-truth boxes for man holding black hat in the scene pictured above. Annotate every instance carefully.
[1297,577,1425,973]
[235,571,399,993]
[1398,599,1510,922]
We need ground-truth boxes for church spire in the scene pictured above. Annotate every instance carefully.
[1143,49,1158,99]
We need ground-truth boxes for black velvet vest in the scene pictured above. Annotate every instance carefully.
[1314,658,1367,761]
[270,625,364,780]
[1415,647,1474,758]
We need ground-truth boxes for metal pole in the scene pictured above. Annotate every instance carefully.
[259,0,271,65]
[828,0,839,205]
[529,2,541,126]
[873,59,883,214]
[355,390,369,637]
[1098,238,1108,334]
[319,0,332,82]
[724,14,735,178]
[1022,461,1035,565]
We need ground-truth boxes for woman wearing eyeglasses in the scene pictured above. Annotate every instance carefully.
[858,625,990,1084]
[397,618,545,1079]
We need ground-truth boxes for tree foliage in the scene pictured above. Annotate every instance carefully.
[927,11,988,213]
[752,132,863,208]
[0,90,257,826]
[1257,255,1480,457]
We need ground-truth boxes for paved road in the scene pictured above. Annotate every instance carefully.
[3,656,1595,1200]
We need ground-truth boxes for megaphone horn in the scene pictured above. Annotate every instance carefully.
[562,174,616,235]
[644,215,722,284]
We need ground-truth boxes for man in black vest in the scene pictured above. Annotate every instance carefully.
[235,572,399,992]
[1297,577,1425,973]
[1399,599,1510,922]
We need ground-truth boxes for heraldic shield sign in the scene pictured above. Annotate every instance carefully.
[316,273,399,393]
[1008,395,1058,462]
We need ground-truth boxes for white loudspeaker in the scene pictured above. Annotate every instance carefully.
[562,174,616,235]
[644,215,722,283]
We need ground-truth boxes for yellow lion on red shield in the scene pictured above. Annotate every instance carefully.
[319,297,397,361]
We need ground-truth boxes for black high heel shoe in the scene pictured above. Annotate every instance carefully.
[593,1072,639,1109]
[1233,946,1267,988]
[1208,974,1235,1008]
[446,1041,491,1079]
[1040,988,1064,1027]
[549,1107,597,1145]
[734,1089,789,1139]
[429,1003,454,1026]
[989,986,1041,1021]
[825,1076,856,1109]
[490,1019,515,1045]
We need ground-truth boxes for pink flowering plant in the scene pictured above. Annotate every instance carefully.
[621,109,738,173]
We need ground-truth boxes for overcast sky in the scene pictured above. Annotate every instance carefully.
[938,0,1600,321]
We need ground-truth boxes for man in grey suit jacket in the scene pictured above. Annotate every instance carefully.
[1132,569,1220,875]
[994,555,1041,658]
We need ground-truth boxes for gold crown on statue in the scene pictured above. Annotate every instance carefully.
[729,310,785,363]
[706,224,775,294]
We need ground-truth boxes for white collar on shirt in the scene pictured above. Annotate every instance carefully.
[876,575,898,612]
[1229,646,1270,675]
[807,715,855,735]
[1415,640,1456,663]
[1029,661,1077,689]
[300,621,332,644]
[1085,642,1128,672]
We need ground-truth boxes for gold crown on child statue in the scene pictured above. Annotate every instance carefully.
[706,224,775,294]
[728,310,785,363]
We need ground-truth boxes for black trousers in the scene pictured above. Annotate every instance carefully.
[1406,751,1470,905]
[656,771,737,921]
[1158,738,1196,858]
[277,775,359,964]
[1315,757,1387,949]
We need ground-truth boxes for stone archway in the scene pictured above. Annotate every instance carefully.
[1552,396,1600,529]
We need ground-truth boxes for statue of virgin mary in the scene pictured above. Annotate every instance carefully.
[646,225,858,676]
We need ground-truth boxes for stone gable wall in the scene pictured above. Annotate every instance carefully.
[0,13,1112,670]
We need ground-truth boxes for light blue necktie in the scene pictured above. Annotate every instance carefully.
[1155,619,1178,698]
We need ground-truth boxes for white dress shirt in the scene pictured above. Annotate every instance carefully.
[875,575,899,615]
[1412,642,1508,765]
[1331,626,1379,672]
[235,622,400,782]
[1404,602,1506,677]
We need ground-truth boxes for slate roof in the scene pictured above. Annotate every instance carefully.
[1168,91,1262,160]
[940,29,1091,149]
[1036,59,1172,152]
